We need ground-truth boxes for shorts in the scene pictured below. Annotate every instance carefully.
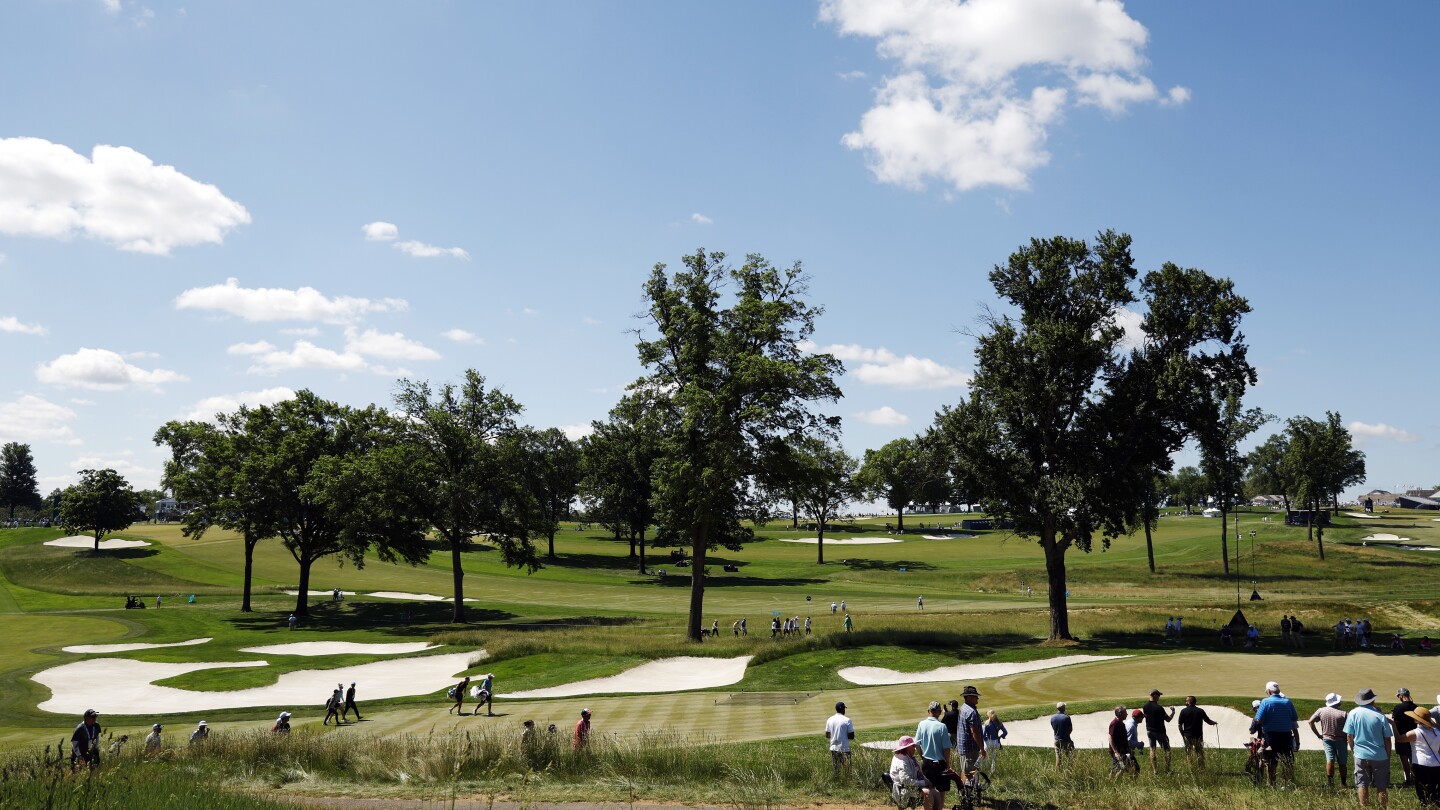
[830,750,851,768]
[921,758,949,792]
[1321,738,1348,764]
[1148,732,1171,751]
[1355,757,1391,790]
[1054,739,1075,756]
[958,754,979,775]
[1182,735,1203,753]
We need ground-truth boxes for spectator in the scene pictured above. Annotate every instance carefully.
[1255,681,1299,786]
[915,701,951,810]
[981,709,1007,774]
[189,720,209,746]
[70,709,102,771]
[1345,688,1393,808]
[573,708,592,750]
[144,723,163,755]
[1109,706,1136,778]
[1395,688,1419,787]
[1141,689,1175,774]
[1177,696,1218,769]
[1309,692,1349,787]
[824,701,855,780]
[1051,702,1075,768]
[1402,705,1440,806]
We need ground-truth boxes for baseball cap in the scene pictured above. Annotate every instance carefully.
[83,709,99,718]
[1149,689,1162,697]
[1265,681,1280,693]
[581,708,591,716]
[1251,700,1262,709]
[152,723,162,731]
[835,701,847,711]
[1398,687,1411,697]
[197,720,208,727]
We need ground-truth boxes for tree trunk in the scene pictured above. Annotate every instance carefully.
[1306,499,1313,542]
[897,506,905,533]
[450,538,466,623]
[637,527,647,574]
[94,530,102,552]
[1042,536,1072,641]
[1220,506,1230,575]
[295,557,312,617]
[1144,517,1156,574]
[791,497,798,529]
[1316,522,1325,561]
[1281,494,1290,512]
[1144,478,1156,573]
[240,534,257,613]
[627,529,636,558]
[547,529,556,560]
[686,524,708,642]
[817,519,825,565]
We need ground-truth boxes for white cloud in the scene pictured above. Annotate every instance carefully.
[35,348,186,390]
[520,307,540,317]
[0,137,249,254]
[362,221,469,259]
[0,315,47,335]
[0,395,80,444]
[280,326,320,337]
[183,387,295,422]
[442,328,483,344]
[838,70,868,81]
[175,277,407,324]
[66,454,159,489]
[806,341,970,389]
[1113,306,1145,352]
[853,406,911,426]
[68,398,95,406]
[245,341,375,375]
[691,213,714,225]
[123,350,160,360]
[226,340,276,356]
[821,0,1187,192]
[1349,421,1421,444]
[343,327,440,361]
[560,424,595,441]
[101,0,121,12]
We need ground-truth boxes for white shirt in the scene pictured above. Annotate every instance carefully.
[826,712,854,753]
[1412,726,1440,767]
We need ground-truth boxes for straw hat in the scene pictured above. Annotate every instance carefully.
[893,735,918,753]
[1407,707,1436,729]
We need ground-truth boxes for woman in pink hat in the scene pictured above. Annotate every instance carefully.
[889,735,929,809]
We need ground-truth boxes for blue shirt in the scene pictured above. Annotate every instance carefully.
[1051,713,1073,743]
[915,716,951,762]
[1344,705,1393,761]
[1254,695,1299,732]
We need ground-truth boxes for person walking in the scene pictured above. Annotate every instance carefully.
[70,709,102,771]
[189,720,209,746]
[324,690,342,725]
[843,612,853,632]
[1309,692,1350,787]
[288,613,297,631]
[840,600,846,612]
[1345,688,1393,807]
[830,601,838,615]
[336,684,348,722]
[1051,702,1075,768]
[345,682,362,720]
[1255,681,1300,786]
[824,700,855,779]
[982,709,1007,774]
[1395,688,1419,787]
[272,711,292,734]
[1177,696,1218,769]
[804,616,812,635]
[573,708,592,750]
[449,675,470,715]
[1401,705,1440,806]
[1281,615,1292,646]
[144,723,163,755]
[915,701,951,810]
[917,595,924,611]
[955,685,986,783]
[1174,617,1183,642]
[1141,689,1175,773]
[1109,706,1136,778]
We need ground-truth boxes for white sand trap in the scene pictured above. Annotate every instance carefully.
[366,591,477,602]
[1363,533,1412,543]
[921,533,976,540]
[239,641,440,656]
[779,537,902,545]
[504,655,752,699]
[1001,705,1260,749]
[33,650,478,715]
[839,654,1128,686]
[45,536,150,550]
[1347,512,1380,520]
[281,590,355,596]
[63,637,212,654]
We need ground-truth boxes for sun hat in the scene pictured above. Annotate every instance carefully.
[893,735,918,753]
[197,720,208,727]
[835,701,846,711]
[962,686,980,698]
[1325,693,1342,708]
[1407,707,1436,729]
[1356,688,1377,706]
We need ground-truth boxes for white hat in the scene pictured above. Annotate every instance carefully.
[197,720,208,727]
[1325,693,1341,707]
[1251,700,1262,709]
[1265,681,1280,693]
[278,711,291,720]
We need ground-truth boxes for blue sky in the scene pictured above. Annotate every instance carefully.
[1,0,1435,497]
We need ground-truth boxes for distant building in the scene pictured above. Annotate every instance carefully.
[1251,495,1284,508]
[1397,494,1440,511]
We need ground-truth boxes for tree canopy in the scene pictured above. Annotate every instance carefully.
[1,442,42,519]
[856,437,926,532]
[57,468,139,550]
[788,436,859,564]
[636,248,842,641]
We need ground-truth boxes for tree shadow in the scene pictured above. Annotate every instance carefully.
[536,552,645,573]
[76,548,160,560]
[840,559,936,572]
[225,599,517,636]
[637,574,826,588]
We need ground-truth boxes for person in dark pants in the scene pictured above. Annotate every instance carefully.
[941,700,960,748]
[1402,706,1440,806]
[1395,688,1419,786]
[450,676,470,715]
[71,709,102,771]
[345,682,362,720]
[1177,696,1219,769]
[1141,689,1175,774]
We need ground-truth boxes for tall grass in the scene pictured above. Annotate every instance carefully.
[0,745,286,808]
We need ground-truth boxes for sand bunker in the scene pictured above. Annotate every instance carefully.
[34,650,478,715]
[920,533,976,540]
[504,655,753,699]
[1347,512,1380,520]
[1001,705,1258,749]
[367,591,476,602]
[63,638,212,654]
[281,590,356,596]
[779,537,902,545]
[239,642,440,656]
[839,654,1128,686]
[1363,533,1412,543]
[45,536,150,550]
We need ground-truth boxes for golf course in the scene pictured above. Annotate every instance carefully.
[4,505,1440,808]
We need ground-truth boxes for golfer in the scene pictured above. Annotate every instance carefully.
[345,682,362,720]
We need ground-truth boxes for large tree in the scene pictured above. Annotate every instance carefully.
[935,231,1253,641]
[1,442,42,519]
[1285,412,1365,559]
[579,391,664,572]
[238,391,429,617]
[637,248,842,642]
[57,469,139,550]
[856,438,926,532]
[1198,393,1269,575]
[520,428,582,561]
[1247,432,1294,511]
[1169,466,1206,513]
[789,437,859,564]
[394,371,538,623]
